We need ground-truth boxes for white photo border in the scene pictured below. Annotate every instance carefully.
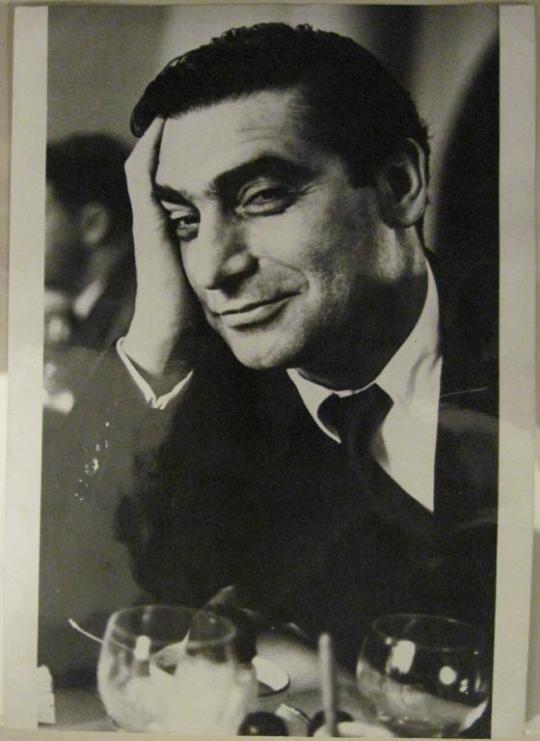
[3,5,536,737]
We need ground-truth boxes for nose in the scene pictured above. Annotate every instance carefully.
[192,209,256,290]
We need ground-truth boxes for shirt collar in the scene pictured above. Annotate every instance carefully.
[288,261,440,422]
[376,260,440,405]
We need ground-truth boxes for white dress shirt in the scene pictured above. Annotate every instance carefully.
[118,264,441,511]
[288,264,441,511]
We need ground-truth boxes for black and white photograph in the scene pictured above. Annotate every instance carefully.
[2,4,537,737]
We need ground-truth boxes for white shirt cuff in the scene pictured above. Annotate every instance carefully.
[116,337,193,410]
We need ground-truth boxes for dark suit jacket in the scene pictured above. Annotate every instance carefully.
[39,254,497,723]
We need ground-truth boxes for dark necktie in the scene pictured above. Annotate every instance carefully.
[319,384,435,543]
[318,384,393,458]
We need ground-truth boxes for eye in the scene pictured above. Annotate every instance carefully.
[248,187,287,204]
[175,214,199,237]
[240,184,296,215]
[167,211,200,241]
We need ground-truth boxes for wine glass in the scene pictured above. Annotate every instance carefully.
[356,614,490,737]
[97,605,257,733]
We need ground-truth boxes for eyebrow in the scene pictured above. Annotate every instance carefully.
[152,184,193,208]
[153,155,316,207]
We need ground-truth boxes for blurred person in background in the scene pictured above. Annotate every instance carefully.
[44,134,135,414]
[40,136,143,685]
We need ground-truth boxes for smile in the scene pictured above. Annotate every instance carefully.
[215,295,295,328]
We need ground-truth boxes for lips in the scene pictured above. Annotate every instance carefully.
[213,294,295,328]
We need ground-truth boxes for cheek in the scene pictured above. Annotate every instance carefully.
[247,205,337,271]
[179,244,204,296]
[248,199,373,291]
[46,210,80,254]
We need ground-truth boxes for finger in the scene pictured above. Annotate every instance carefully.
[137,116,166,174]
[126,116,165,183]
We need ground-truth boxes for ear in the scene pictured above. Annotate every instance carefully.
[373,139,428,228]
[79,203,111,247]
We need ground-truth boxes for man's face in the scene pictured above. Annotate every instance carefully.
[45,184,86,290]
[155,89,408,373]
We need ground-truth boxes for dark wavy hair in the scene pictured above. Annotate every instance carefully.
[131,23,430,188]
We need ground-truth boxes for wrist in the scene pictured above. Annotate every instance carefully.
[122,331,193,380]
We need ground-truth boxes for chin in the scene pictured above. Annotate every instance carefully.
[224,332,303,371]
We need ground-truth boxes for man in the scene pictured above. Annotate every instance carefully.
[43,134,136,414]
[45,134,135,349]
[40,24,497,725]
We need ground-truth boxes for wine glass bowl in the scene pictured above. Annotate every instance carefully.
[97,605,256,733]
[356,614,490,738]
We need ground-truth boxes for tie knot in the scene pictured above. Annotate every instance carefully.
[319,385,393,453]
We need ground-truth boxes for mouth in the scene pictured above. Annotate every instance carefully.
[213,294,296,329]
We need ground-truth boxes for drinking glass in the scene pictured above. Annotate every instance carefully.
[356,614,490,737]
[97,605,257,733]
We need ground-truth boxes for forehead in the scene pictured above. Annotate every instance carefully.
[155,89,319,194]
